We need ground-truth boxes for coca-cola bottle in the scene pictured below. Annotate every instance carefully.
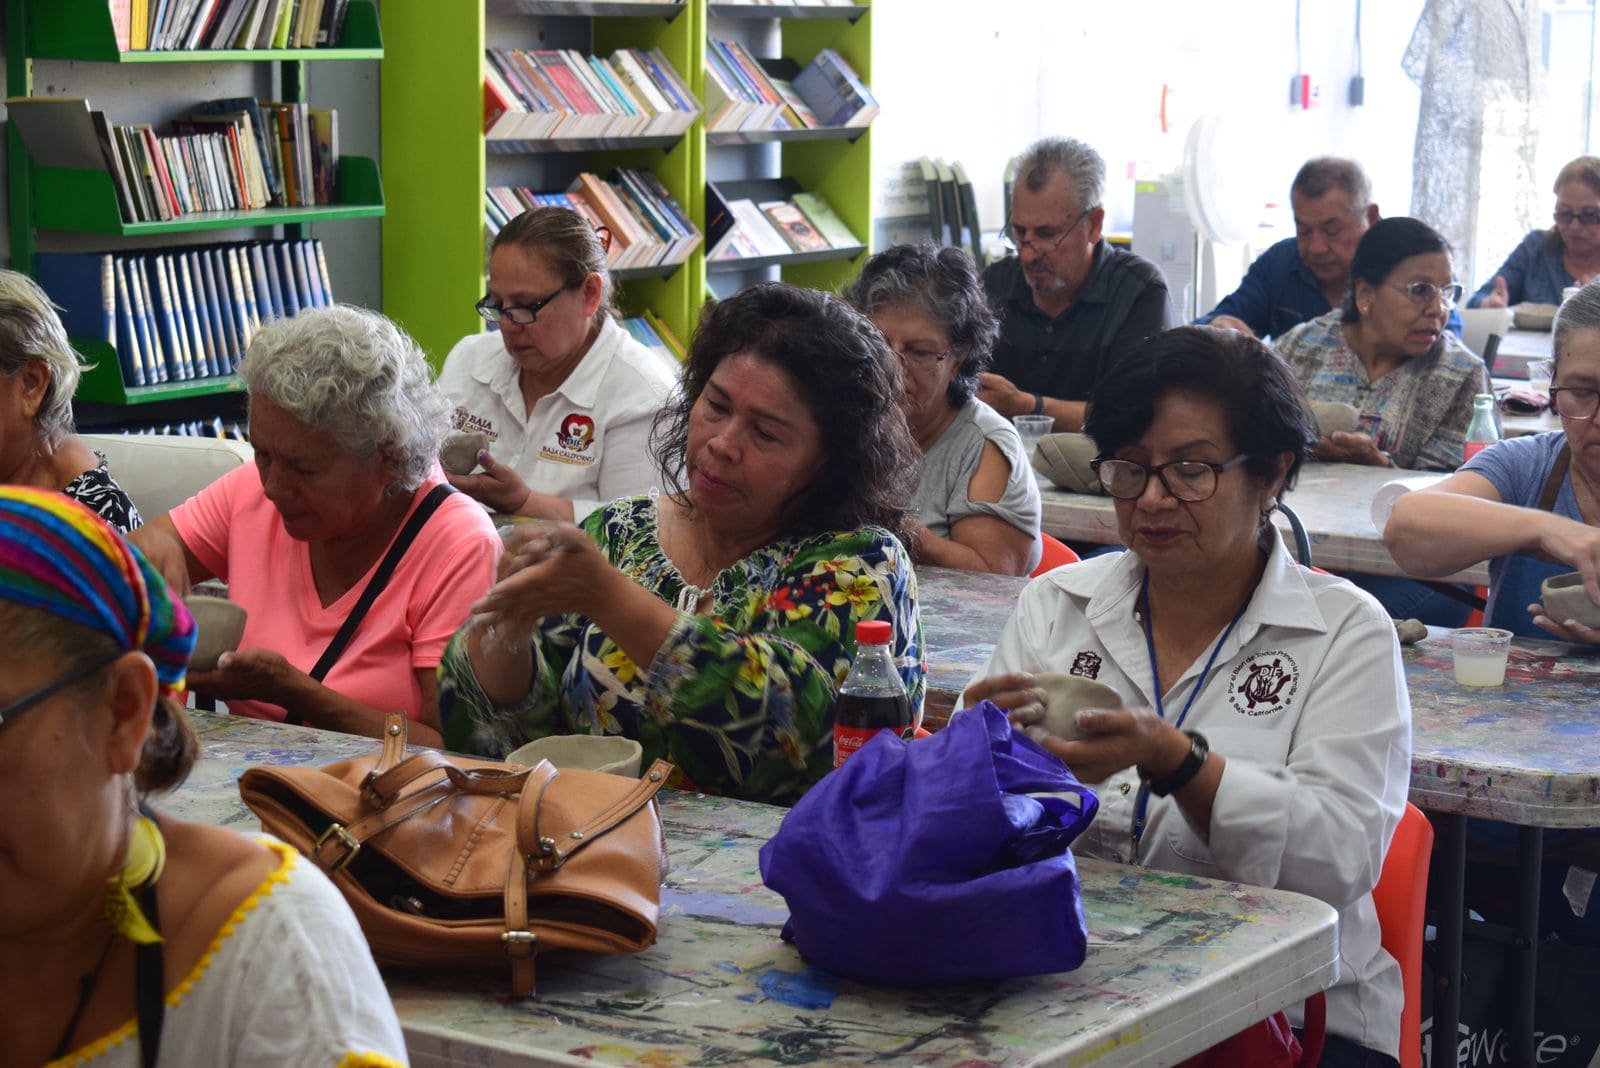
[832,620,912,768]
[1462,393,1500,463]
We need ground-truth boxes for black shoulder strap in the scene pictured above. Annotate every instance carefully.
[134,882,165,1068]
[1538,444,1571,514]
[309,483,456,684]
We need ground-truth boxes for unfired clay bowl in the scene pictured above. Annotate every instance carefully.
[440,430,489,476]
[1513,302,1559,332]
[1540,572,1600,629]
[1310,401,1361,438]
[507,735,644,778]
[1031,433,1102,494]
[1031,673,1126,742]
[183,595,247,673]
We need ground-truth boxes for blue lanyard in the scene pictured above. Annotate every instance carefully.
[1131,570,1250,853]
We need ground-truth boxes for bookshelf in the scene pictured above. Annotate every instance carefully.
[4,0,387,414]
[381,0,873,368]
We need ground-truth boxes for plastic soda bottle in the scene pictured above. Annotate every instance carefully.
[832,620,912,768]
[1463,393,1500,463]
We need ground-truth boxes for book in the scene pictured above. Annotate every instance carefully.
[128,258,165,383]
[791,192,861,248]
[5,98,109,170]
[935,158,961,247]
[792,49,879,128]
[192,96,281,204]
[111,257,146,386]
[761,200,831,253]
[307,107,338,204]
[952,161,985,266]
[727,198,792,257]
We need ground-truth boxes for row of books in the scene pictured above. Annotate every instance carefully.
[112,0,355,52]
[37,239,334,388]
[485,48,700,141]
[621,313,685,366]
[707,189,861,261]
[487,169,702,270]
[705,45,877,133]
[95,418,249,440]
[920,157,985,266]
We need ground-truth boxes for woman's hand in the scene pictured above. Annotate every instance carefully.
[962,672,1043,717]
[188,647,299,704]
[1535,515,1600,605]
[1314,430,1389,467]
[1478,276,1509,309]
[471,521,617,634]
[1026,705,1187,785]
[447,450,534,515]
[1528,604,1600,644]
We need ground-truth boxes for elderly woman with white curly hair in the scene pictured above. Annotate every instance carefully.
[132,306,500,744]
[0,268,142,530]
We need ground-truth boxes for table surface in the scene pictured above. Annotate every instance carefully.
[1038,461,1491,585]
[171,713,1339,1068]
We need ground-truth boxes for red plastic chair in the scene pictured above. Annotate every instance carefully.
[1373,803,1435,1068]
[1031,533,1080,577]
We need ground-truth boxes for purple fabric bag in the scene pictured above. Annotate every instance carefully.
[758,701,1099,985]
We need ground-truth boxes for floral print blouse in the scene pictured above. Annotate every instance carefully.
[439,495,924,805]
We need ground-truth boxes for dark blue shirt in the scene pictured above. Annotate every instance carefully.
[1467,230,1571,308]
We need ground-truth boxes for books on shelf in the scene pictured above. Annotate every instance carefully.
[485,170,701,271]
[8,95,339,221]
[35,239,334,388]
[485,48,699,141]
[621,314,685,374]
[115,0,356,52]
[704,43,876,133]
[706,187,862,262]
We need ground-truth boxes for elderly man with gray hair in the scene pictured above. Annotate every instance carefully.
[978,136,1173,433]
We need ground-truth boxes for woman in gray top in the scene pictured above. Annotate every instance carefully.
[846,245,1042,574]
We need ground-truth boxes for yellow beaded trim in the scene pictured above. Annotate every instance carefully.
[338,1053,407,1068]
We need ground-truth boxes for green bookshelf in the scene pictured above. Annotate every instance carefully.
[26,0,383,62]
[75,343,247,405]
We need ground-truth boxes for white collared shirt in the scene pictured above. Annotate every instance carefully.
[437,316,679,521]
[965,536,1410,1058]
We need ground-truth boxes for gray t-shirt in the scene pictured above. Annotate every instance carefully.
[915,398,1042,569]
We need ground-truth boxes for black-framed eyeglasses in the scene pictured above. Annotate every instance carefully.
[475,285,570,326]
[1003,207,1094,255]
[1090,454,1250,502]
[0,652,121,730]
[1554,209,1600,228]
[1386,280,1463,310]
[1550,386,1600,420]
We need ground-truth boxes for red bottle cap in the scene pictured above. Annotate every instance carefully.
[855,620,892,644]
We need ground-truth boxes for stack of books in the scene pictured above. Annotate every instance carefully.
[36,239,334,387]
[486,169,701,271]
[6,96,338,223]
[707,190,861,262]
[112,0,357,52]
[705,45,877,133]
[485,48,699,141]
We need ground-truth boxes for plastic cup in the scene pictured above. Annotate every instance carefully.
[1451,627,1513,687]
[1014,414,1053,457]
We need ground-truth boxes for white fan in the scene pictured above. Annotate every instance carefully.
[1179,112,1272,313]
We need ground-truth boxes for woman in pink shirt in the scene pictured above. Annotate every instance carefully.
[132,306,500,746]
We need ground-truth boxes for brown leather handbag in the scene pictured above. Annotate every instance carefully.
[239,713,672,996]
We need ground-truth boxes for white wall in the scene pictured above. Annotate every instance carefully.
[871,0,1427,250]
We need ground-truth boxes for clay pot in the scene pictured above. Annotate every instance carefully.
[1031,673,1126,741]
[440,430,489,476]
[1310,401,1361,437]
[1031,433,1102,494]
[1540,572,1600,629]
[183,595,247,673]
[506,735,644,778]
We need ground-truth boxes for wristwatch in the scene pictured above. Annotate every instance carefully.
[1144,730,1209,797]
[1032,392,1046,416]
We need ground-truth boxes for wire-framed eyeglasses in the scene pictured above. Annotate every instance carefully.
[1386,280,1463,310]
[475,284,571,326]
[0,653,121,730]
[1090,454,1250,502]
[1002,207,1094,255]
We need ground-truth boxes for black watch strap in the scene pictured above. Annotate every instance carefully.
[1145,730,1209,797]
[1032,392,1046,416]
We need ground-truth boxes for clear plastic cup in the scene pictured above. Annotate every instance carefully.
[1014,414,1053,457]
[1451,627,1513,687]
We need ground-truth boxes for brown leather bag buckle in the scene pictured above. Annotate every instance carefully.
[501,929,538,959]
[314,822,362,873]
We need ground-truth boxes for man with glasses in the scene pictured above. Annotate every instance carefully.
[978,136,1173,433]
[1468,156,1600,309]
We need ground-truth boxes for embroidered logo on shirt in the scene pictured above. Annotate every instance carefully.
[1228,650,1300,716]
[452,406,497,439]
[1070,651,1103,679]
[538,413,599,467]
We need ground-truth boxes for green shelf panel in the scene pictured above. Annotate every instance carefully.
[30,156,384,237]
[708,3,867,20]
[74,340,246,404]
[486,1,685,17]
[27,0,382,62]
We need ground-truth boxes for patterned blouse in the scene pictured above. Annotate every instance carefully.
[64,451,142,533]
[439,495,925,805]
[1272,311,1490,471]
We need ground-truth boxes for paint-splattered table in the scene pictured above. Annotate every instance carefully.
[169,712,1339,1067]
[1403,633,1600,1066]
[1038,461,1491,584]
[916,565,1029,728]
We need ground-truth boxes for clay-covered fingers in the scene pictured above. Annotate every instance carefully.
[963,672,1044,718]
[1529,603,1600,645]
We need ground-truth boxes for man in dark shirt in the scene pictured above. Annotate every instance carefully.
[979,137,1173,433]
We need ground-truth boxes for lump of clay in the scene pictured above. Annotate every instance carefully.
[440,430,489,476]
[1310,401,1361,437]
[1392,618,1427,645]
[1031,673,1126,741]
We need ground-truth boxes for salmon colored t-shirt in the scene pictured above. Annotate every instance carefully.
[170,464,500,722]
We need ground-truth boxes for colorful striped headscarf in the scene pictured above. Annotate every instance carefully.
[0,487,194,695]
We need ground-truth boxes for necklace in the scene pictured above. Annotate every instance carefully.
[51,932,117,1060]
[674,579,716,613]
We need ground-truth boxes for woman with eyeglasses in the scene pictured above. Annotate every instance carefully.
[1271,216,1488,472]
[843,245,1042,575]
[438,206,679,522]
[1469,156,1600,309]
[965,327,1412,1067]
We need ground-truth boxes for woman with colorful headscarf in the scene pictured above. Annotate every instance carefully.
[0,488,405,1067]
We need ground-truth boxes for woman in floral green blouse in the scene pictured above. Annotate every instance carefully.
[440,283,924,804]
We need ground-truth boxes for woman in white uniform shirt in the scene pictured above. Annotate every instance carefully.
[439,206,678,522]
[965,327,1411,1068]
